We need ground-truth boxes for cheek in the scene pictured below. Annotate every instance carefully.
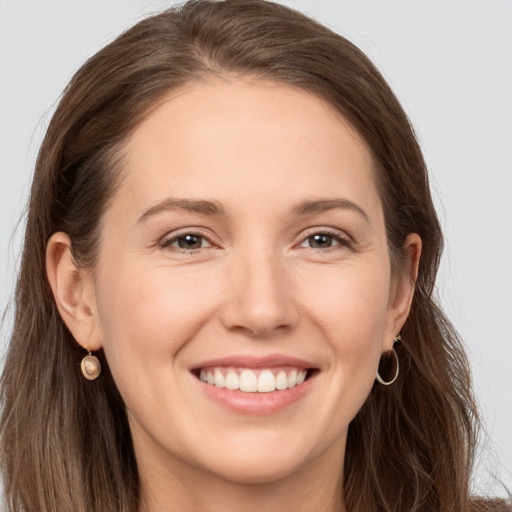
[94,260,222,381]
[298,257,391,337]
[297,259,391,384]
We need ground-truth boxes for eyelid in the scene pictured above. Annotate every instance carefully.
[158,227,219,252]
[296,227,354,250]
[156,225,354,253]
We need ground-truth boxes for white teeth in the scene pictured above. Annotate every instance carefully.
[275,371,288,390]
[214,368,225,388]
[224,371,239,390]
[239,369,258,392]
[257,369,276,392]
[198,367,311,392]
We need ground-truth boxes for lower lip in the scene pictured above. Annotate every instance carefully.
[192,372,317,415]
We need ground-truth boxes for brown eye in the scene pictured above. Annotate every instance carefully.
[299,230,352,251]
[176,234,204,249]
[307,234,335,248]
[159,232,213,251]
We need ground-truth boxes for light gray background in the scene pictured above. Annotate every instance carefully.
[1,0,511,494]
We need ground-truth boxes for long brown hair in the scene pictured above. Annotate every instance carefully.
[0,1,507,511]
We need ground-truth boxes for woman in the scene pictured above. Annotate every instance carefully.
[0,1,509,511]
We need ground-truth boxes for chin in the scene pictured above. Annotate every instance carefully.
[192,435,317,485]
[206,456,304,485]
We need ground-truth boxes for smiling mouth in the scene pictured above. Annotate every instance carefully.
[192,366,317,393]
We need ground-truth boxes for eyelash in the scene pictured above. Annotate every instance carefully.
[158,230,215,254]
[157,228,353,254]
[299,229,353,252]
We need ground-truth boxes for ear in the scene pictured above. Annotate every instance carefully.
[46,232,103,351]
[384,233,422,350]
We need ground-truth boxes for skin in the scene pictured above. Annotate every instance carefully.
[47,78,421,512]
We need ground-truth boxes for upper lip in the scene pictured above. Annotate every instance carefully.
[190,354,318,371]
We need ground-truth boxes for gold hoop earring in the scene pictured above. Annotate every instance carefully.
[376,335,400,386]
[81,349,101,381]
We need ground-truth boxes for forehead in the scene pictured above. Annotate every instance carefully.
[116,78,381,222]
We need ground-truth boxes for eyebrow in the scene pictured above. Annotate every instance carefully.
[137,197,369,224]
[137,198,226,223]
[292,198,370,223]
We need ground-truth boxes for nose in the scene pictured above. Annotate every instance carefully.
[219,248,298,338]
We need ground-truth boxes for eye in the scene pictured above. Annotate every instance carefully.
[299,230,352,251]
[158,232,213,252]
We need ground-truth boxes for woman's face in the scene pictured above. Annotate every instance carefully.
[83,79,417,486]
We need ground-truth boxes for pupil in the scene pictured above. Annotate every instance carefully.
[310,234,331,248]
[178,235,201,249]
